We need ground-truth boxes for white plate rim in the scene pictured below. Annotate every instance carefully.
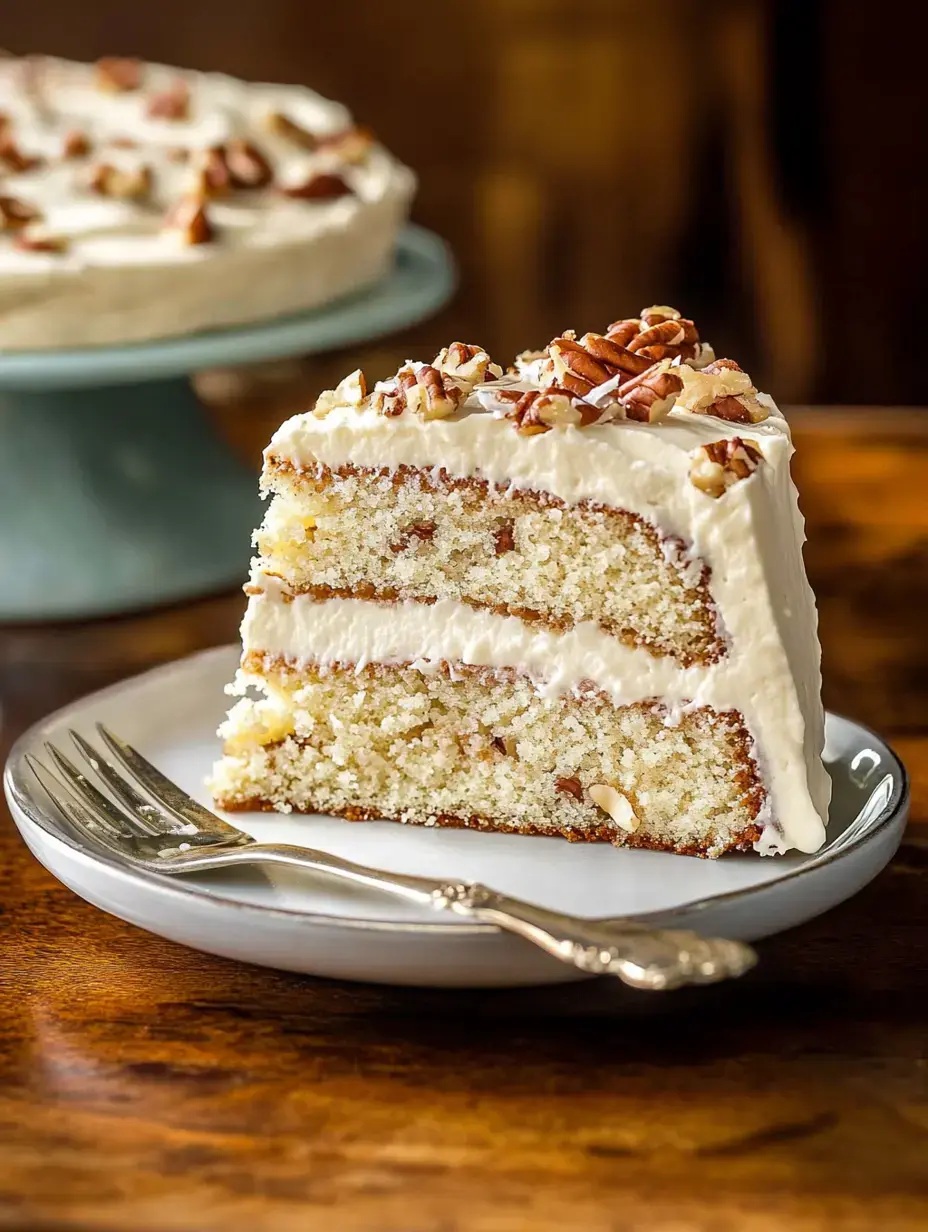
[4,645,910,937]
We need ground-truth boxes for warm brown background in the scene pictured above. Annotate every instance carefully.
[5,0,927,403]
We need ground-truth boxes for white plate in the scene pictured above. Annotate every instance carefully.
[5,646,909,988]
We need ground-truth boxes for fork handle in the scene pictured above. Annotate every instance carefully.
[183,844,756,991]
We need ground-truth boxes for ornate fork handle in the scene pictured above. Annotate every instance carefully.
[176,846,755,990]
[430,882,757,991]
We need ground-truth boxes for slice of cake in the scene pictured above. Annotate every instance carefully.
[211,307,830,857]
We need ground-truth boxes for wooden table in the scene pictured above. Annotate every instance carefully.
[1,396,926,1232]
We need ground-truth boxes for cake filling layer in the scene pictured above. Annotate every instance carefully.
[213,658,763,857]
[258,464,720,664]
[240,587,828,854]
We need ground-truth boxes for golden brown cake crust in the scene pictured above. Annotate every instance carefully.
[217,795,763,857]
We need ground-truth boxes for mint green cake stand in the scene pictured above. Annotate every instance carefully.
[0,225,454,622]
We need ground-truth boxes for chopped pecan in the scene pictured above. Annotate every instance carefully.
[317,125,374,163]
[88,163,153,200]
[493,522,516,554]
[265,111,318,150]
[192,146,232,198]
[281,172,352,201]
[588,783,639,832]
[390,522,436,552]
[602,306,702,365]
[0,195,40,231]
[13,231,67,253]
[639,304,681,327]
[164,195,213,245]
[675,359,769,424]
[617,365,684,423]
[0,135,41,173]
[433,341,502,389]
[372,363,463,421]
[312,369,367,418]
[556,776,583,802]
[146,79,191,121]
[225,139,273,189]
[95,57,143,93]
[62,129,91,159]
[689,437,763,498]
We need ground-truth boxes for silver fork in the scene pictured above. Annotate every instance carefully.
[27,724,758,991]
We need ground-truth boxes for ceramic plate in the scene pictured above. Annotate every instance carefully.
[5,647,909,988]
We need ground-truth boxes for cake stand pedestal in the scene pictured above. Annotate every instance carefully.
[0,226,454,622]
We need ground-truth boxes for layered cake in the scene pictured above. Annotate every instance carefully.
[212,308,830,857]
[0,52,414,349]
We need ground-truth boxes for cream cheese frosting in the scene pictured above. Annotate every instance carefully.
[255,368,830,856]
[0,54,415,348]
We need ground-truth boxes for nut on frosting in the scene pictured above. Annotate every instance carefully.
[305,311,773,438]
[689,437,763,498]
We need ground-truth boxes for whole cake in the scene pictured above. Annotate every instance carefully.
[212,308,830,857]
[0,53,414,349]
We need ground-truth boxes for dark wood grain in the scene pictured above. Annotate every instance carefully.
[1,400,927,1232]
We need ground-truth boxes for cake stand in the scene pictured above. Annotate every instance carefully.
[0,225,454,622]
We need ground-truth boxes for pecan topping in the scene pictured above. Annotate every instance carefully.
[373,364,464,421]
[95,57,143,93]
[0,136,41,174]
[603,306,704,365]
[0,195,40,231]
[588,784,639,832]
[311,369,368,418]
[616,365,684,423]
[265,111,318,150]
[433,341,502,390]
[674,358,769,424]
[62,129,91,159]
[493,522,515,554]
[13,231,67,254]
[164,196,213,245]
[146,79,191,121]
[225,139,273,189]
[192,146,232,198]
[689,437,763,498]
[556,776,583,802]
[88,163,153,200]
[317,125,374,163]
[390,522,436,553]
[281,172,352,201]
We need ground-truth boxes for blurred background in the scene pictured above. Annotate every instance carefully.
[5,0,926,405]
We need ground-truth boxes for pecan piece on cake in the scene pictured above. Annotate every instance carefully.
[281,172,352,201]
[0,195,41,231]
[265,111,319,150]
[225,139,274,189]
[95,57,143,93]
[311,369,368,419]
[62,129,92,159]
[88,162,153,201]
[689,437,763,498]
[676,358,770,424]
[317,125,375,164]
[146,78,191,121]
[0,135,42,174]
[13,231,68,254]
[163,195,214,245]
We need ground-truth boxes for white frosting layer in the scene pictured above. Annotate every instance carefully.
[257,388,830,856]
[0,55,414,348]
